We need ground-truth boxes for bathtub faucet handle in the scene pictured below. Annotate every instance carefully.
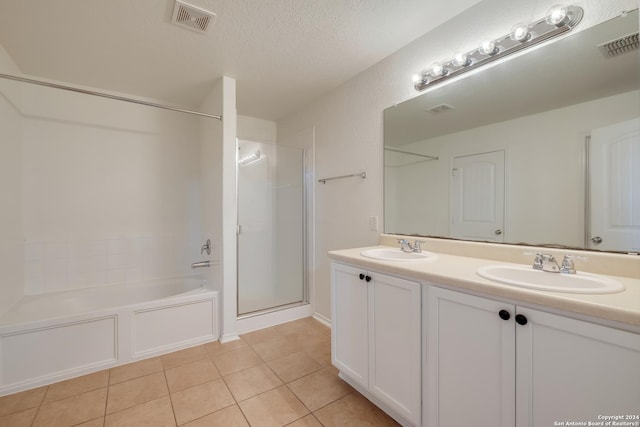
[201,239,211,255]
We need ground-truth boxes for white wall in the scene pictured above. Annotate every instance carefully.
[198,79,224,296]
[238,115,277,143]
[0,44,24,313]
[277,0,637,320]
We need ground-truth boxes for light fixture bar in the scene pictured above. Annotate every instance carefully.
[413,5,583,91]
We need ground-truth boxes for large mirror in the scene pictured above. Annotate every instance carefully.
[384,9,640,253]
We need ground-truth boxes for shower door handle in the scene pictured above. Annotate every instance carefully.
[237,225,242,235]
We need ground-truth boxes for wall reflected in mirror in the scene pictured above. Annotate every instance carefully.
[384,9,640,253]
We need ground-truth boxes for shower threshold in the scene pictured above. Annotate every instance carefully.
[237,300,309,320]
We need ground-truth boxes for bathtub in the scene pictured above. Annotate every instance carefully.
[0,278,219,396]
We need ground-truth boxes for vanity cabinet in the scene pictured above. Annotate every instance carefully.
[426,286,640,427]
[331,262,421,427]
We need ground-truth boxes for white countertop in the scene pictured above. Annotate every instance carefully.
[329,246,640,329]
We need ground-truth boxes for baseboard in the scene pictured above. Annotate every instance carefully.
[219,332,240,343]
[312,312,331,328]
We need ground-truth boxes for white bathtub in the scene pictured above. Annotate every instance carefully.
[0,278,219,396]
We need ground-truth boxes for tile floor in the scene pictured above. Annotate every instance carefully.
[0,317,400,426]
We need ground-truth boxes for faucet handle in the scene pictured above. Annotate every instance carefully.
[523,251,544,268]
[413,240,426,252]
[560,254,588,274]
[397,239,412,252]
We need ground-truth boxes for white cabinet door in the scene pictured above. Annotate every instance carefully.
[331,263,369,388]
[369,273,421,426]
[426,286,515,427]
[516,308,640,427]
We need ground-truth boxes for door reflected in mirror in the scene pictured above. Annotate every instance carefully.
[384,9,640,253]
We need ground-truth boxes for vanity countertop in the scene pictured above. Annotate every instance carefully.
[328,246,640,329]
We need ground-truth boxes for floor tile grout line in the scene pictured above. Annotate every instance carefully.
[14,318,337,427]
[29,385,49,427]
[101,370,110,426]
[31,385,49,427]
[214,371,253,427]
[161,365,179,427]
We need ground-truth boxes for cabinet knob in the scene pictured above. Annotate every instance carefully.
[359,273,365,280]
[498,310,511,321]
[515,314,528,325]
[365,275,372,282]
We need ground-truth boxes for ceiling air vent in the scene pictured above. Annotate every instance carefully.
[426,104,455,114]
[172,0,216,33]
[598,32,639,57]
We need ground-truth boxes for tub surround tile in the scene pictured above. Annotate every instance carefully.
[0,386,47,417]
[109,357,163,385]
[238,385,309,427]
[223,364,283,402]
[267,352,322,383]
[0,407,37,427]
[181,405,249,427]
[33,388,107,427]
[287,369,353,411]
[211,346,262,376]
[104,396,175,427]
[160,345,208,370]
[44,370,109,403]
[106,372,168,414]
[165,358,220,394]
[170,378,235,426]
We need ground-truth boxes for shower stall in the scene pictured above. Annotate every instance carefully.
[236,138,308,316]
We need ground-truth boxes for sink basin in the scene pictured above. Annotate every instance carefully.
[476,265,625,294]
[360,248,436,262]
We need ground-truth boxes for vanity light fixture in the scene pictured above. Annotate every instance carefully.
[413,4,583,91]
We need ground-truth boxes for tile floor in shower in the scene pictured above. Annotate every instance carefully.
[0,317,400,426]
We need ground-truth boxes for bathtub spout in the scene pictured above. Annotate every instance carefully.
[191,261,210,269]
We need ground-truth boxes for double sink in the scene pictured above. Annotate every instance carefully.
[360,247,625,294]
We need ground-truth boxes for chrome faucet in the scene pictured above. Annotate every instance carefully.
[526,252,560,272]
[397,239,426,253]
[191,260,210,269]
[559,254,588,274]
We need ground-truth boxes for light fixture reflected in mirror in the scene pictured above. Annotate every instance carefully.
[413,4,583,91]
[238,150,261,166]
[510,22,531,42]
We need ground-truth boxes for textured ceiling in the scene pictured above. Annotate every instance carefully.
[0,0,481,120]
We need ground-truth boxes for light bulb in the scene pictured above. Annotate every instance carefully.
[510,22,531,42]
[546,5,568,26]
[453,52,471,67]
[429,62,447,77]
[412,73,429,87]
[479,40,499,56]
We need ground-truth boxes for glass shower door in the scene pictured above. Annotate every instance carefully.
[237,139,305,315]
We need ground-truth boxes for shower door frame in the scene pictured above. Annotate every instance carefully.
[235,138,309,318]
